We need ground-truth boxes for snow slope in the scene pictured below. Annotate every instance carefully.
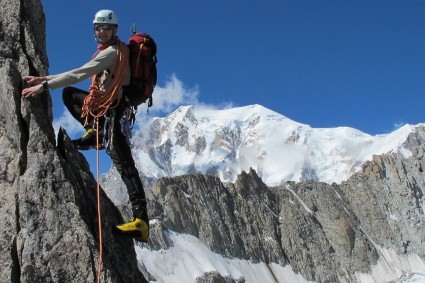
[135,226,425,283]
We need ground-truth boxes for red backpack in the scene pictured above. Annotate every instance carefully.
[123,30,157,108]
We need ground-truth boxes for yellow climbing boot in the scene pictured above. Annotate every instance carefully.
[73,128,104,150]
[114,218,149,243]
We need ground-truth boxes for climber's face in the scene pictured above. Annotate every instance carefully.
[94,24,117,44]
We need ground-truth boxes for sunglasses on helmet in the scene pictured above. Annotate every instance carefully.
[94,24,113,31]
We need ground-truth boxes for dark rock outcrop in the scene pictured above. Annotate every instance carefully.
[146,146,425,282]
[0,0,147,282]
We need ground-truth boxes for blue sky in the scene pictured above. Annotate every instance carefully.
[41,0,425,173]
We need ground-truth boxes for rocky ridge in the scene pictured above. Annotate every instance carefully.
[0,1,147,282]
[139,144,424,282]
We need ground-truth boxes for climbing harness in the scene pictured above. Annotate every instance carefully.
[103,110,116,155]
[120,107,133,146]
[101,106,136,154]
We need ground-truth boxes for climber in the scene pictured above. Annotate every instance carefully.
[21,9,149,243]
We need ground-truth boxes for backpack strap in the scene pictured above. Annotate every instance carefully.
[134,41,145,77]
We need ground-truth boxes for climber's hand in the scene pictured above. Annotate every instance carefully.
[22,84,45,98]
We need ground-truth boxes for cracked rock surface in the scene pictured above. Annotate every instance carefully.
[0,1,147,282]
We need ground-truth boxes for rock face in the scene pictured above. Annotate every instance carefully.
[0,1,146,282]
[145,145,425,282]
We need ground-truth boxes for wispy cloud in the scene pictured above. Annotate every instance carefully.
[393,121,404,131]
[53,110,84,138]
[137,74,235,115]
[133,74,201,128]
[150,74,199,113]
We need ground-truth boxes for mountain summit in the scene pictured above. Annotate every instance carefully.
[126,104,425,186]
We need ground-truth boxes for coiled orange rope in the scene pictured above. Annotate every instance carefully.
[82,40,129,125]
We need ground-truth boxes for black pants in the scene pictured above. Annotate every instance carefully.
[62,86,147,218]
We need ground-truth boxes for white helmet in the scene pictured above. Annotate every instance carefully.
[93,9,118,25]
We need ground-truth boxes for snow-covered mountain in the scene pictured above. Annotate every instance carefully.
[101,104,425,283]
[127,104,425,186]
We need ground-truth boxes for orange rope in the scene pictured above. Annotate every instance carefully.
[96,120,103,283]
[82,40,129,125]
[81,40,129,282]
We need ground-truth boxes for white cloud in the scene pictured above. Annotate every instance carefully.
[133,74,201,129]
[393,121,404,130]
[138,74,236,114]
[53,110,85,138]
[149,73,199,113]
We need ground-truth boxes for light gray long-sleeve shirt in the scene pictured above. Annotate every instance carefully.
[46,45,130,93]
